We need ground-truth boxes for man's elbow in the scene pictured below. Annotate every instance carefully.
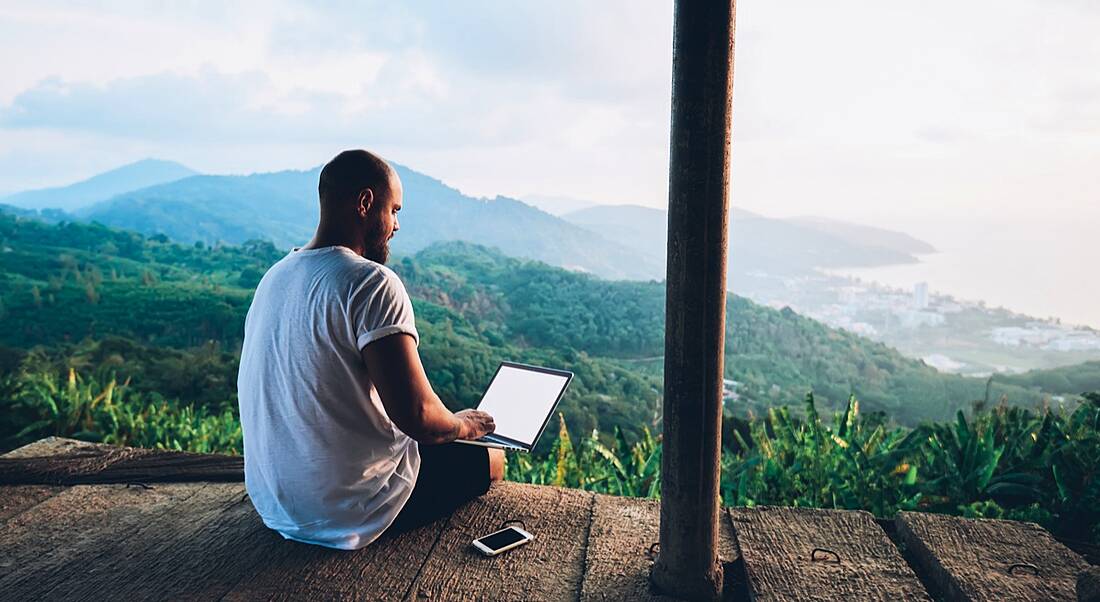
[393,405,456,445]
[401,424,455,445]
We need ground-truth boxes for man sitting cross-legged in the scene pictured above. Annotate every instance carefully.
[237,149,504,550]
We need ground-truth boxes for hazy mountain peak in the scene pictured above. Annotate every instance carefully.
[1,158,198,212]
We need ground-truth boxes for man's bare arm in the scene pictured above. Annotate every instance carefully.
[361,333,495,444]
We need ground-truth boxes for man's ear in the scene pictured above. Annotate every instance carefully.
[357,188,375,217]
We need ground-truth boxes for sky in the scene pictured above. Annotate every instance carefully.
[1,0,1099,231]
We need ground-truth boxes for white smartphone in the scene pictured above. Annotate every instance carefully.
[471,526,534,557]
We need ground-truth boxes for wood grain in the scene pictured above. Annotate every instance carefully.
[729,506,931,601]
[0,483,210,596]
[222,515,448,601]
[0,484,64,522]
[580,494,676,602]
[42,483,246,600]
[896,511,1089,602]
[405,482,595,601]
[579,494,743,601]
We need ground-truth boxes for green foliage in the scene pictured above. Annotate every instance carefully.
[0,215,1063,429]
[1000,361,1100,396]
[505,415,661,498]
[400,242,1048,424]
[508,392,1100,544]
[723,394,923,517]
[2,363,1095,543]
[1,369,240,454]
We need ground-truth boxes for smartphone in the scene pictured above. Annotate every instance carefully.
[471,526,534,556]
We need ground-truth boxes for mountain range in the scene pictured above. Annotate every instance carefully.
[0,159,196,213]
[0,212,1061,427]
[1,159,934,282]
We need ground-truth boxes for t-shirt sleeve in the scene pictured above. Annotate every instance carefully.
[350,269,419,351]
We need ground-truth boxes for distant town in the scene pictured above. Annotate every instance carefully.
[740,270,1100,377]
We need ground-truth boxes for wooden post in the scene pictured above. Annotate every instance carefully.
[650,0,735,600]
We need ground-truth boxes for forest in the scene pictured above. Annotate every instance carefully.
[2,214,1097,543]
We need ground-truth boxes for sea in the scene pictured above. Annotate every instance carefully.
[834,215,1100,330]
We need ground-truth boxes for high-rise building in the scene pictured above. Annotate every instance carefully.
[913,282,929,309]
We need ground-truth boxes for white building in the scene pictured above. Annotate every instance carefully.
[913,282,929,309]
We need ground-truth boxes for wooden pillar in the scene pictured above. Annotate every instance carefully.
[650,0,736,600]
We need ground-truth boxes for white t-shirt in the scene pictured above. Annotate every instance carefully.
[237,245,421,550]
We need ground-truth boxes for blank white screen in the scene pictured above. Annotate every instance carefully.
[478,366,569,445]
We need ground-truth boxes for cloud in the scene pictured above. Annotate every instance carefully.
[0,66,536,148]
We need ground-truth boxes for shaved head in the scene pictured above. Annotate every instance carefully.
[310,149,403,264]
[318,149,396,206]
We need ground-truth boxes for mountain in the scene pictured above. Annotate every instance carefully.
[563,204,930,278]
[2,159,197,212]
[397,242,1049,424]
[786,216,936,255]
[79,164,660,280]
[521,194,598,216]
[0,213,1062,428]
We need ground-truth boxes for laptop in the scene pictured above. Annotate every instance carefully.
[455,361,574,451]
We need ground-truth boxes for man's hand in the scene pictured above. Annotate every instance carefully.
[455,409,496,440]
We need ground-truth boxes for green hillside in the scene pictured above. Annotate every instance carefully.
[0,214,660,449]
[76,164,658,280]
[0,214,1056,447]
[394,242,1046,424]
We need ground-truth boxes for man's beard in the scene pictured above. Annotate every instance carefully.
[363,227,390,264]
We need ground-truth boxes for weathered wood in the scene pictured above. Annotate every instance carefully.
[0,437,242,486]
[38,484,285,601]
[580,494,742,601]
[896,511,1089,602]
[222,516,448,601]
[581,495,680,602]
[0,484,64,522]
[38,483,246,600]
[406,482,594,601]
[1,436,104,458]
[729,506,931,601]
[0,483,210,593]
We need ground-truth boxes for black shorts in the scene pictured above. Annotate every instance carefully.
[386,442,491,534]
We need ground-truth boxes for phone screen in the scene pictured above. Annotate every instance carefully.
[477,527,527,551]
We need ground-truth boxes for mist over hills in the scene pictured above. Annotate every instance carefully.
[1,159,196,213]
[0,213,1062,427]
[3,159,933,283]
[563,204,931,279]
[75,164,658,280]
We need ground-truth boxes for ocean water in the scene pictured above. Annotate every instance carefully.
[836,215,1100,329]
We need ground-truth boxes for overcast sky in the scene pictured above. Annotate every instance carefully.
[1,1,1098,229]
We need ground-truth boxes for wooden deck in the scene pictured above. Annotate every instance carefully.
[0,438,1094,601]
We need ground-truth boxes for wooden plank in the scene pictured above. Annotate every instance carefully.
[405,482,595,601]
[1,436,103,458]
[580,495,675,602]
[1,437,242,486]
[0,483,209,594]
[729,506,931,601]
[5,483,284,601]
[221,515,448,601]
[106,489,286,601]
[0,484,65,522]
[35,483,246,600]
[895,511,1089,602]
[579,494,741,601]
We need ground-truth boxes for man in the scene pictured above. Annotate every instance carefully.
[238,149,504,550]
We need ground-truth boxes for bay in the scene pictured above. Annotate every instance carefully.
[835,215,1100,329]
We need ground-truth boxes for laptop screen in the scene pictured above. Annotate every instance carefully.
[477,363,572,447]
